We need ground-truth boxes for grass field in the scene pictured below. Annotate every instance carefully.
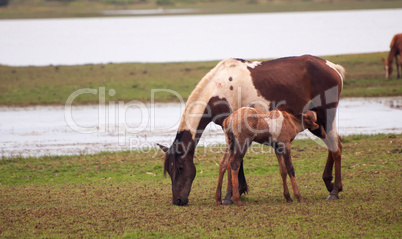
[1,52,401,106]
[1,0,402,19]
[0,134,400,237]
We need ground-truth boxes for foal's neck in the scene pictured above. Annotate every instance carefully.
[286,113,305,133]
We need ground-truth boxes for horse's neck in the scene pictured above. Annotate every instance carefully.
[388,45,399,64]
[285,113,304,134]
[177,80,215,143]
[388,47,396,65]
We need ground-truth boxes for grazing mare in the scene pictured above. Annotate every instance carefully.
[215,108,320,206]
[158,55,345,206]
[382,33,402,79]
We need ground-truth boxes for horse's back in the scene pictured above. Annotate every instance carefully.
[390,33,402,52]
[249,55,343,114]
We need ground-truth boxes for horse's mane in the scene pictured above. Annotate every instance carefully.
[178,59,238,132]
[390,34,397,49]
[185,59,228,104]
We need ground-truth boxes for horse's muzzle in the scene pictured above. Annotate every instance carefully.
[173,198,188,206]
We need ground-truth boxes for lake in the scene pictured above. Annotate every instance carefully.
[0,9,401,66]
[1,97,401,158]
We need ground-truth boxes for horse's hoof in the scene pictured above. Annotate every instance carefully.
[222,199,234,205]
[326,194,339,200]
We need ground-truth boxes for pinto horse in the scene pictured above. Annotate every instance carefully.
[158,55,345,206]
[382,33,402,79]
[215,108,320,206]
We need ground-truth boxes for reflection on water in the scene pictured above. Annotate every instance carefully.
[0,97,401,158]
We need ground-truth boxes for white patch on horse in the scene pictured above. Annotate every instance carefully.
[323,117,339,152]
[264,111,284,142]
[246,61,261,69]
[178,58,269,139]
[326,60,345,88]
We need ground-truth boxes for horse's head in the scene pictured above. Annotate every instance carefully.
[157,139,196,206]
[382,58,392,79]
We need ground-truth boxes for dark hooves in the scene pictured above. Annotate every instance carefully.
[326,194,339,200]
[222,199,234,205]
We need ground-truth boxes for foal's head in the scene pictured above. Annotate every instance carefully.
[300,111,319,131]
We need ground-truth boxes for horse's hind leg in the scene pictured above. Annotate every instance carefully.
[321,121,343,200]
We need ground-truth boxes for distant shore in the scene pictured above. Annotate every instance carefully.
[0,52,401,106]
[1,0,402,19]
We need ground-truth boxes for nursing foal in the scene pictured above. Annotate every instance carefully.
[215,107,320,206]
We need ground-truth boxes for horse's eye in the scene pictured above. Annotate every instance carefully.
[177,162,184,172]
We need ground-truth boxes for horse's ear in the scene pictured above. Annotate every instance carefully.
[157,143,169,152]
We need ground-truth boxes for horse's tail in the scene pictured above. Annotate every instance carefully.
[326,60,346,87]
[334,64,346,80]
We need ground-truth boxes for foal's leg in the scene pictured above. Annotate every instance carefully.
[230,138,252,206]
[396,54,401,79]
[215,149,231,205]
[275,153,293,202]
[230,159,243,206]
[282,144,304,202]
[222,158,234,205]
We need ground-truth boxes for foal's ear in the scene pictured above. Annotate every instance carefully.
[304,110,317,122]
[157,143,169,153]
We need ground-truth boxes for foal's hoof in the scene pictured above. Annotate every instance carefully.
[326,194,339,200]
[222,199,234,205]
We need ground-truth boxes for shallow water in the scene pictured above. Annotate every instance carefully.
[0,97,401,158]
[1,9,401,66]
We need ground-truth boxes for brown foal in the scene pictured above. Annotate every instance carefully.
[215,107,320,206]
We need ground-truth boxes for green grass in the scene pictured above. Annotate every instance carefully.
[1,52,401,106]
[0,134,401,237]
[1,0,402,19]
[325,53,402,97]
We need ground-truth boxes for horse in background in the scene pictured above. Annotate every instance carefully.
[215,108,320,206]
[382,33,402,79]
[158,55,345,206]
